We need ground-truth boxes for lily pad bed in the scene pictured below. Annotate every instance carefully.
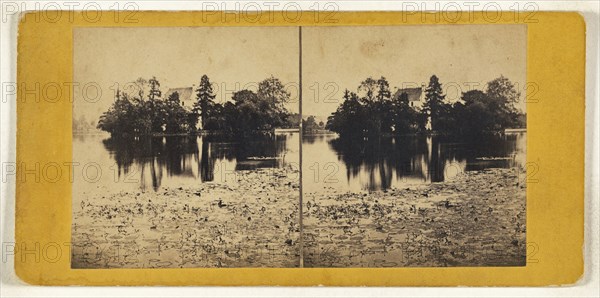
[302,167,526,267]
[72,166,300,268]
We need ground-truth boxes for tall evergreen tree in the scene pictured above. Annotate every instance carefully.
[422,75,446,131]
[194,75,216,129]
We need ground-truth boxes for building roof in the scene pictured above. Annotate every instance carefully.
[392,87,423,102]
[165,87,194,102]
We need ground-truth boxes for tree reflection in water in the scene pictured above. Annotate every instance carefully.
[102,133,294,191]
[316,133,525,191]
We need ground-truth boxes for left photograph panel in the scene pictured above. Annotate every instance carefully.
[71,27,301,268]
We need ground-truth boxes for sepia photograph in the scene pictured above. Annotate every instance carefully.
[301,25,527,267]
[71,27,301,268]
[71,24,527,269]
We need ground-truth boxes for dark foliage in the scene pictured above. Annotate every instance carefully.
[325,75,525,139]
[97,75,296,137]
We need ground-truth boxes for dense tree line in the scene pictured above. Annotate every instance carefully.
[302,115,325,133]
[97,75,295,137]
[325,75,525,138]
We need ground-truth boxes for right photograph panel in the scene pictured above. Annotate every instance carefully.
[301,25,527,267]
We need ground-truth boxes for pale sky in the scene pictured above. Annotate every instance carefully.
[74,25,526,123]
[74,27,300,122]
[302,25,527,117]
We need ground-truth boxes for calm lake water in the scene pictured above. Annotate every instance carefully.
[302,133,526,192]
[73,131,525,193]
[72,132,300,193]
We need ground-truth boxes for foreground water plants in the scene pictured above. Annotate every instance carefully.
[303,167,526,267]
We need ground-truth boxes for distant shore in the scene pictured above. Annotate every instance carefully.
[74,127,525,138]
[73,128,300,138]
[302,129,526,138]
[302,167,527,267]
